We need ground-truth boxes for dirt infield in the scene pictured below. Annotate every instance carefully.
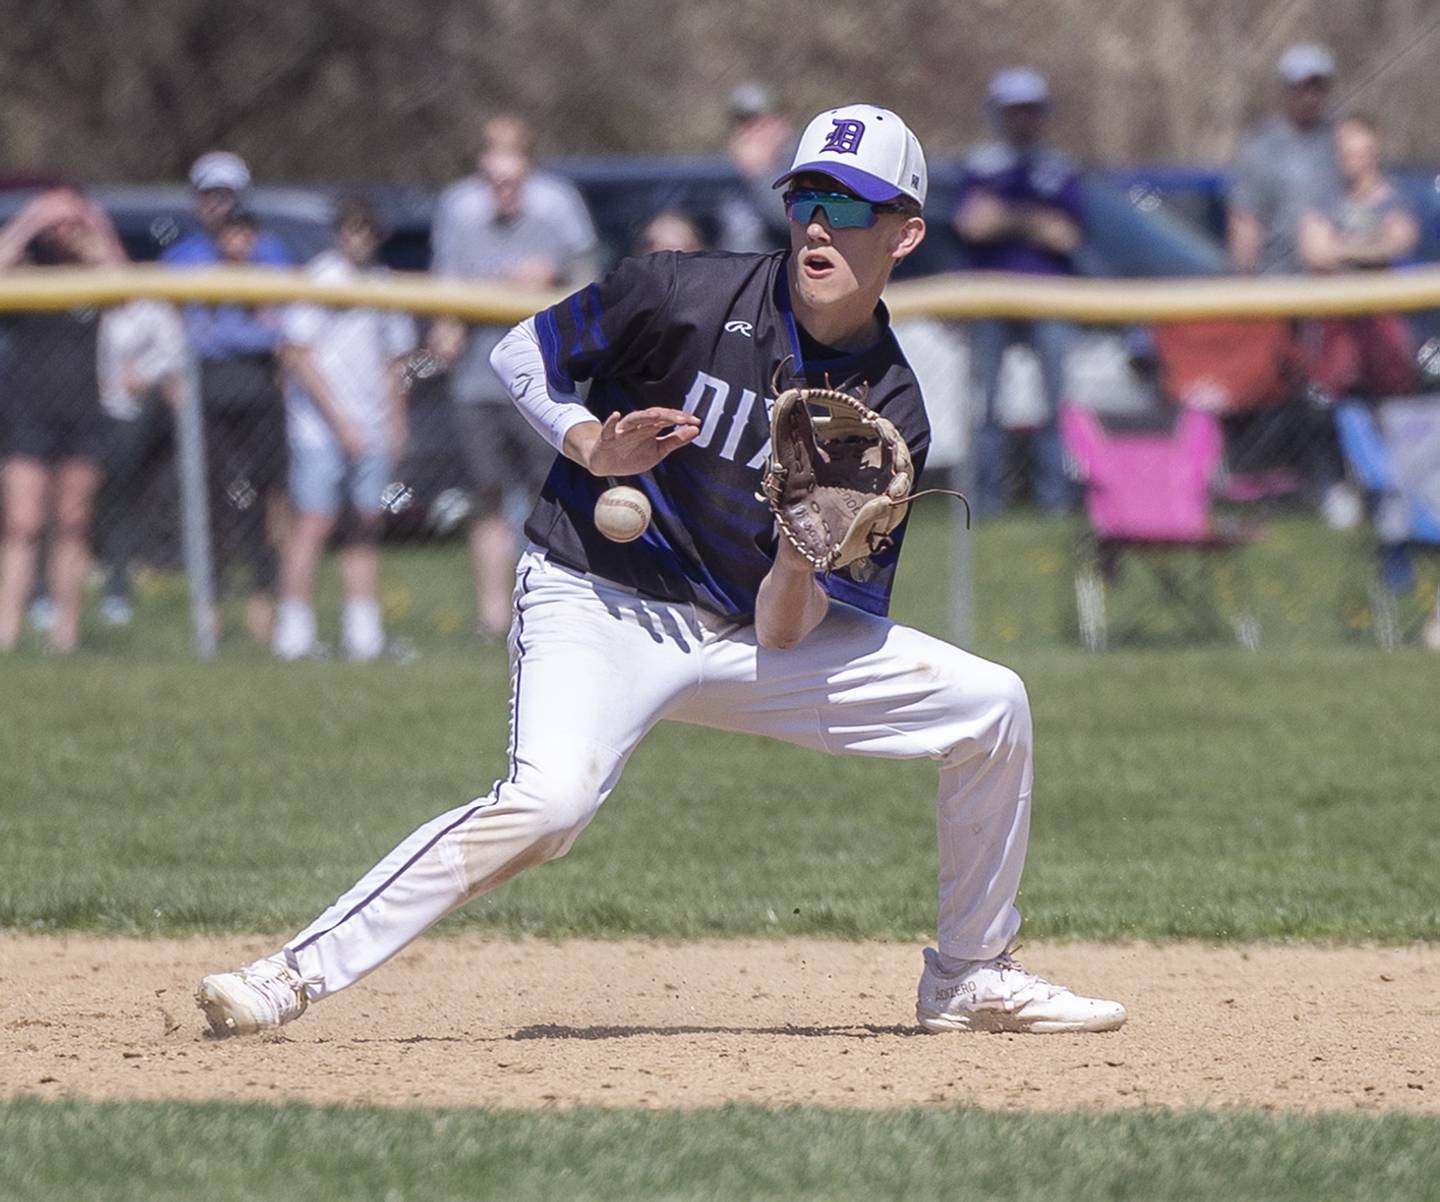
[3,936,1436,1113]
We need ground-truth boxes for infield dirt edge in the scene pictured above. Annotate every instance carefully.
[3,934,1436,1114]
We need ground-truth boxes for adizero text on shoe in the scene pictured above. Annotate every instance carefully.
[196,956,313,1037]
[916,946,1127,1034]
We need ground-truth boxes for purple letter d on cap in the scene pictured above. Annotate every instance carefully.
[821,119,866,155]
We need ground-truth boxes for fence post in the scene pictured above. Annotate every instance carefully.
[949,450,976,651]
[175,360,217,659]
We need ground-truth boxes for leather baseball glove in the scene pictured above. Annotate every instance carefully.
[761,384,918,576]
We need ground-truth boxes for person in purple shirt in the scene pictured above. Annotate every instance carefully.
[163,152,293,643]
[954,69,1082,516]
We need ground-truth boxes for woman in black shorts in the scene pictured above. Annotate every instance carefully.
[0,189,122,653]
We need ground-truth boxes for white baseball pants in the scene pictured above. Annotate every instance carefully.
[286,547,1032,999]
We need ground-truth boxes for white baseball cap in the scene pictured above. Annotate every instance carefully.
[988,67,1051,108]
[189,151,251,193]
[773,104,927,206]
[1278,43,1335,84]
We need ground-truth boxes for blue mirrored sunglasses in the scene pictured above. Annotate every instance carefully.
[783,189,905,230]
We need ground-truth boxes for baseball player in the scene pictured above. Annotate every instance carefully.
[198,104,1127,1037]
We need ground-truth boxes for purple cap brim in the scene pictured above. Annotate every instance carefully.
[772,161,904,203]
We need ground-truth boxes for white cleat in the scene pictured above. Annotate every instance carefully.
[196,955,315,1038]
[916,946,1127,1034]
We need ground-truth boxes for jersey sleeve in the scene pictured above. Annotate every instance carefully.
[532,251,678,395]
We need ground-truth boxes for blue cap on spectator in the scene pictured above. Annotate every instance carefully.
[987,68,1050,108]
[189,151,251,193]
[1278,44,1335,84]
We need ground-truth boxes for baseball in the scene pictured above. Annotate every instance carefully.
[594,485,651,543]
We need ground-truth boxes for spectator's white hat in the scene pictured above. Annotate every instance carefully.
[988,68,1051,108]
[1278,43,1336,83]
[729,82,776,119]
[189,151,251,193]
[772,104,927,206]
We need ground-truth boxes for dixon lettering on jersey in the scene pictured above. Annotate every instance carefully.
[680,370,771,469]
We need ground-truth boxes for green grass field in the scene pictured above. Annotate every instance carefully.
[2,513,1436,941]
[2,639,1438,942]
[3,1098,1439,1202]
[4,510,1438,1198]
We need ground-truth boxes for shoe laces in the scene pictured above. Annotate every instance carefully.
[242,958,320,1014]
[992,948,1065,1004]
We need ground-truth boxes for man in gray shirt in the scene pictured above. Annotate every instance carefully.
[1227,44,1355,523]
[1228,44,1341,275]
[429,115,598,638]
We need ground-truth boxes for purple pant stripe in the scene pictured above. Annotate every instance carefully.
[291,565,537,955]
[506,565,533,770]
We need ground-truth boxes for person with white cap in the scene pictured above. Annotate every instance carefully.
[163,152,295,643]
[163,151,292,268]
[195,102,1127,1041]
[954,68,1082,517]
[1227,44,1341,275]
[427,114,599,642]
[93,150,277,629]
[1227,45,1357,526]
[716,81,796,253]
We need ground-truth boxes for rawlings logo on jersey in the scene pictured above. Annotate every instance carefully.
[723,320,753,337]
[821,119,865,155]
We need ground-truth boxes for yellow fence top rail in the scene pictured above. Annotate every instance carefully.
[7,263,1440,323]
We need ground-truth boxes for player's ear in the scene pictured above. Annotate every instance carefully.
[889,215,926,263]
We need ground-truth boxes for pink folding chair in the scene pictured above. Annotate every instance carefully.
[1060,404,1259,650]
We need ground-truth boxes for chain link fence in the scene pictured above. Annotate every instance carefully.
[2,182,1440,657]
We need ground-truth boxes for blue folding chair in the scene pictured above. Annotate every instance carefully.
[1334,399,1440,650]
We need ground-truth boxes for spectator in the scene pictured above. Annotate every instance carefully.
[716,83,793,253]
[1228,44,1341,275]
[273,200,417,662]
[1299,113,1421,402]
[428,114,598,640]
[94,295,191,627]
[164,152,293,641]
[164,152,291,267]
[186,210,289,641]
[954,67,1082,516]
[1227,46,1360,524]
[634,208,708,256]
[0,189,121,653]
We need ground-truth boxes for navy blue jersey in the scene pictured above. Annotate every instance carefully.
[525,249,930,622]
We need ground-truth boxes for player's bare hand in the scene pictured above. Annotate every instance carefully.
[569,408,702,477]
